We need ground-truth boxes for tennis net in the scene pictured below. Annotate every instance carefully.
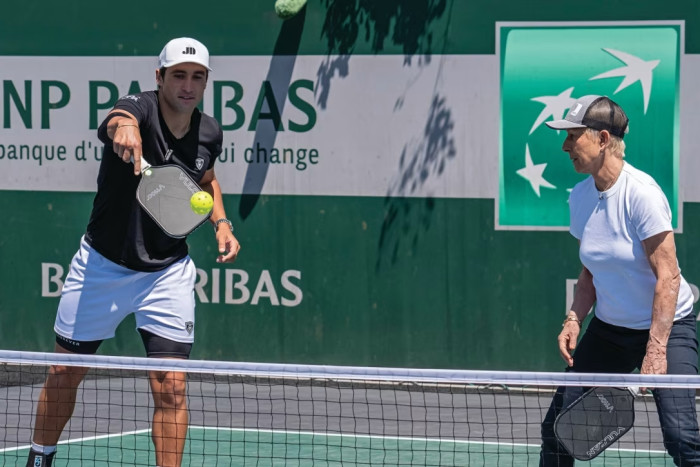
[1,350,699,466]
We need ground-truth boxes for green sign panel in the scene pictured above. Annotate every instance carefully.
[498,23,681,230]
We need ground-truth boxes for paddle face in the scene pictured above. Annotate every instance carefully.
[136,164,211,238]
[554,387,635,461]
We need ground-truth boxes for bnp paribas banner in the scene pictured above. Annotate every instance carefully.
[0,23,686,210]
[0,54,475,198]
[498,22,681,230]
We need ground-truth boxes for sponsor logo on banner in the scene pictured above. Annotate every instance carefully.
[41,263,304,307]
[497,22,681,230]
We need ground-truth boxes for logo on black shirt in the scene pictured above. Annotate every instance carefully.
[195,158,204,171]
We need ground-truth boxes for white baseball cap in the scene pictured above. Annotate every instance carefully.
[158,37,211,71]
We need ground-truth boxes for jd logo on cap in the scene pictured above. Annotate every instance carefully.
[182,46,196,55]
[497,22,681,230]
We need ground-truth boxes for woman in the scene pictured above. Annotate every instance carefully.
[539,95,700,466]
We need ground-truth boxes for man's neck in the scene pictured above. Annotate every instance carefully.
[159,102,193,139]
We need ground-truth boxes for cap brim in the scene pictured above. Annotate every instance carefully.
[545,119,586,130]
[160,58,212,72]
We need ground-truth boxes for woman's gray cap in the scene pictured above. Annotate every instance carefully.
[545,95,629,138]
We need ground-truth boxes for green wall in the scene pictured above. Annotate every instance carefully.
[3,192,700,370]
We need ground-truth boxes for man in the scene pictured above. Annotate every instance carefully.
[539,95,700,466]
[26,37,240,467]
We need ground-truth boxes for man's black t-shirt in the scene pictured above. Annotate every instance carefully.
[87,91,223,272]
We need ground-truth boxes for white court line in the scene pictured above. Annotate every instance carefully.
[187,425,669,456]
[0,428,151,453]
[0,426,668,457]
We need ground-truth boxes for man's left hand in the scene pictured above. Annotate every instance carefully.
[215,229,240,263]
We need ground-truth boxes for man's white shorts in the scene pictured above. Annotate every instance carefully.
[54,236,197,343]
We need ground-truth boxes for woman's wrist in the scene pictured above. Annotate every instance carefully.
[562,313,582,327]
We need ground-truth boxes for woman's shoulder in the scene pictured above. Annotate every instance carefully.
[621,162,659,189]
[570,175,594,199]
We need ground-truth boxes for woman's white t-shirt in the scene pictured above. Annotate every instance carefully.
[569,162,694,329]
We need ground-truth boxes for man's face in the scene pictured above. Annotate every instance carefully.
[156,63,208,114]
[561,128,602,174]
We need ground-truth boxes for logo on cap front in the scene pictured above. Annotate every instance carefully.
[182,46,196,55]
[497,22,681,230]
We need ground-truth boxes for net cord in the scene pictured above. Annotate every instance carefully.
[2,350,699,389]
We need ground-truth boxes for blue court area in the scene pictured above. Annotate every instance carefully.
[1,427,673,466]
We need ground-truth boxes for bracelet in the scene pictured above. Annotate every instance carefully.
[117,124,139,129]
[104,111,132,125]
[562,315,582,327]
[215,218,234,233]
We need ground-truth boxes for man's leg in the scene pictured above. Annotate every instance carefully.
[148,369,188,467]
[28,343,90,465]
[136,256,196,466]
[30,237,124,465]
[654,313,700,466]
[139,329,192,467]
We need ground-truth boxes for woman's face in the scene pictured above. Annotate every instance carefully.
[562,128,602,174]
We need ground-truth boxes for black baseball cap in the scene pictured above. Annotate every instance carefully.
[545,95,629,139]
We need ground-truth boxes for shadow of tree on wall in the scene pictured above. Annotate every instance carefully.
[239,0,457,267]
[318,0,457,270]
[317,0,458,271]
[317,0,447,109]
[239,8,307,220]
[376,94,456,268]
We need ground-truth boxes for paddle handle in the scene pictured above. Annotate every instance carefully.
[130,155,152,171]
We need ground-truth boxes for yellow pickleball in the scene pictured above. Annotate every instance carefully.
[190,191,213,215]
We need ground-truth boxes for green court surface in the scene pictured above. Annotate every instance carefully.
[3,427,673,466]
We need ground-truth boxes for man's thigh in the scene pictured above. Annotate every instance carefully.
[134,256,197,345]
[54,238,135,341]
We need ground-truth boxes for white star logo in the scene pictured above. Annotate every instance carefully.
[529,87,577,134]
[589,48,660,113]
[516,144,556,197]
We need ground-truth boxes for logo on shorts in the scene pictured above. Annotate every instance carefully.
[185,321,194,334]
[57,334,80,347]
[195,157,205,171]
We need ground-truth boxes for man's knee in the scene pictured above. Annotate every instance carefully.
[45,364,89,390]
[150,371,187,408]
